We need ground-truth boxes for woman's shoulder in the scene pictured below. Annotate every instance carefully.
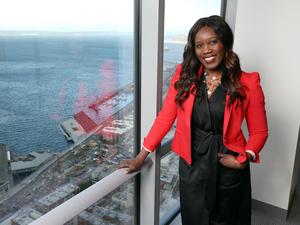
[240,70,261,87]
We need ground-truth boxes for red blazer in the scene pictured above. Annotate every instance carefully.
[143,64,268,165]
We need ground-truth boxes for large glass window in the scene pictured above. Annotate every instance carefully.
[160,0,222,220]
[0,1,135,224]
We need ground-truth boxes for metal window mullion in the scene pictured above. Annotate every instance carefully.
[220,0,227,18]
[155,0,165,224]
[223,0,238,32]
[134,0,142,225]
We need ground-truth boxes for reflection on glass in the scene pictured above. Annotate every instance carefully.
[0,1,135,224]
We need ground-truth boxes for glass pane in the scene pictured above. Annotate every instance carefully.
[160,0,222,220]
[160,152,179,219]
[0,0,135,224]
[65,180,134,225]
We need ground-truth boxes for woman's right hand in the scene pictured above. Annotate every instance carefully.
[119,158,144,174]
[119,147,150,173]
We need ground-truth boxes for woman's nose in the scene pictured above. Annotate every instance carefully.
[203,44,212,54]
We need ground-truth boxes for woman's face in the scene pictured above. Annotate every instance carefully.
[194,26,225,72]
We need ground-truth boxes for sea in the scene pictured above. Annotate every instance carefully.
[0,34,185,155]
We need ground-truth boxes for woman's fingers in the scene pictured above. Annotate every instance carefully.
[119,160,133,174]
[119,159,141,174]
[218,154,239,169]
[217,153,226,158]
[218,154,247,169]
[118,160,129,169]
[125,166,135,174]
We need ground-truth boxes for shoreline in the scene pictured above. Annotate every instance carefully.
[164,40,186,44]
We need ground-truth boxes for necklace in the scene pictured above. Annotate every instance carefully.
[203,72,222,96]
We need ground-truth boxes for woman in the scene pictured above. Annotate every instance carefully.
[119,15,268,225]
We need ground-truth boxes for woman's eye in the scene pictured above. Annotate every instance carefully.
[209,40,218,45]
[196,44,203,49]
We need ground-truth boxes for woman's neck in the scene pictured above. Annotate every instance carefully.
[204,69,222,78]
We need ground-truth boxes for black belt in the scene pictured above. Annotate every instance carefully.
[192,127,222,212]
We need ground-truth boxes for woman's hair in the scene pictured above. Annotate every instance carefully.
[175,15,245,107]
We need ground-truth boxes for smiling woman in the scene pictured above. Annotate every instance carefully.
[158,0,223,222]
[120,15,268,225]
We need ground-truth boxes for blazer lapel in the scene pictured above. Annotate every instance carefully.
[185,66,203,121]
[185,84,196,119]
[184,65,203,118]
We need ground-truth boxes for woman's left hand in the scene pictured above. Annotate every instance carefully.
[218,153,247,170]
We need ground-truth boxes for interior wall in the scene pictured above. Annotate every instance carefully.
[289,127,300,209]
[231,0,300,210]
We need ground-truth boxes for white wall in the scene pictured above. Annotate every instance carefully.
[232,0,300,210]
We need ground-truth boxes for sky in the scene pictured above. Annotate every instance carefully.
[164,0,221,33]
[0,0,221,32]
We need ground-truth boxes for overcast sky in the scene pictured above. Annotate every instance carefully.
[0,0,220,32]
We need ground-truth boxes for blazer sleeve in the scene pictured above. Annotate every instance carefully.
[245,72,268,162]
[143,64,181,151]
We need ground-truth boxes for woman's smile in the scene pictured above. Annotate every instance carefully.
[194,26,225,73]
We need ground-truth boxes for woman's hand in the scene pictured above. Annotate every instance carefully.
[119,158,144,174]
[119,147,150,174]
[218,153,248,170]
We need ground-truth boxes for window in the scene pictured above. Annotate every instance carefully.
[0,1,136,224]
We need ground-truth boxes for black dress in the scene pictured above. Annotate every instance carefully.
[179,83,252,225]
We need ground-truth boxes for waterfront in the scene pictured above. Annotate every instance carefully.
[0,34,184,224]
[0,34,184,155]
[0,34,135,154]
